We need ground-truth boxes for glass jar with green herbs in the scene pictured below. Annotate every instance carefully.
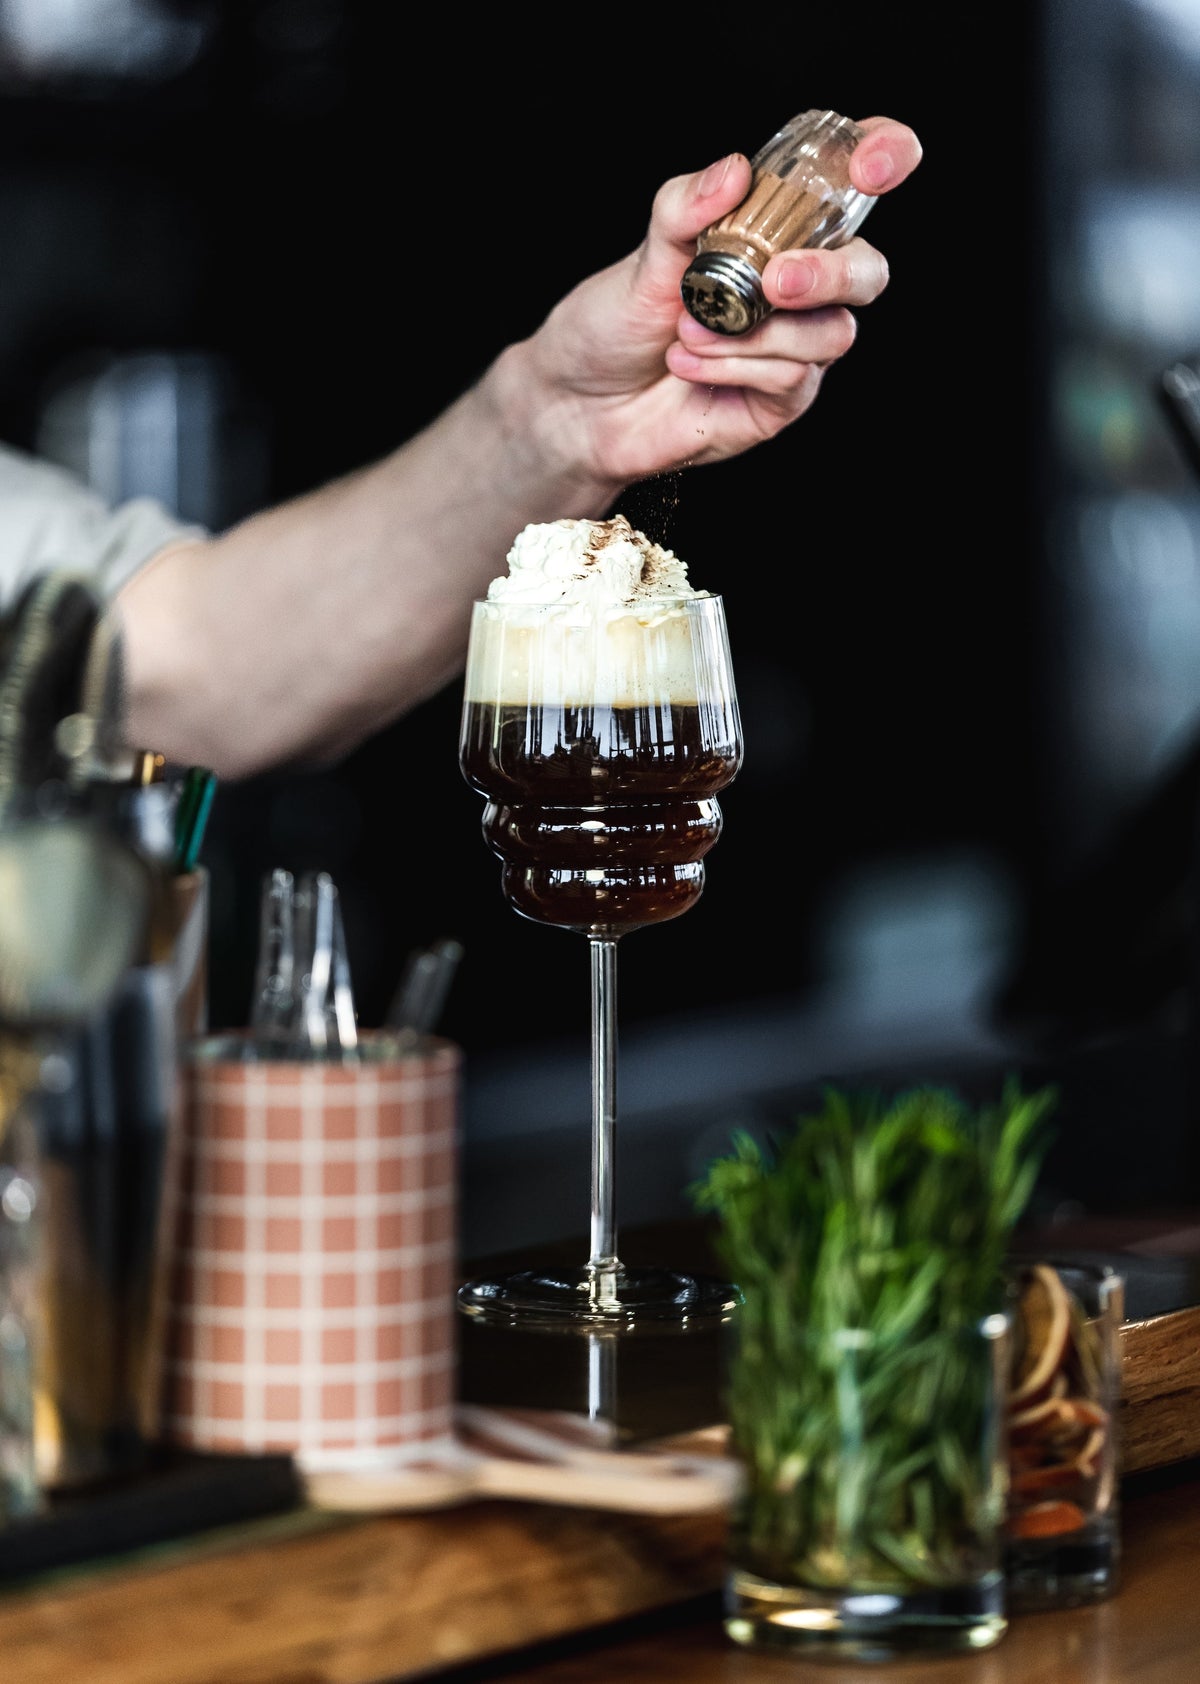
[692,1081,1056,1661]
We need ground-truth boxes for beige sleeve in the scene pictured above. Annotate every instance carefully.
[0,441,206,609]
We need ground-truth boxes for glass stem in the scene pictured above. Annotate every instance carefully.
[588,935,620,1304]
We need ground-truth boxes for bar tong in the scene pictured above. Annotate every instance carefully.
[249,868,357,1058]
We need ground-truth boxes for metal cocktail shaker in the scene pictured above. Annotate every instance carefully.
[28,817,208,1491]
[681,108,876,337]
[0,570,197,1497]
[33,964,178,1488]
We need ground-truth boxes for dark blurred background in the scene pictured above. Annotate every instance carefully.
[4,0,1200,1252]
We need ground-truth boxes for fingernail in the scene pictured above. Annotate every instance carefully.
[698,154,736,197]
[857,149,894,192]
[777,257,816,299]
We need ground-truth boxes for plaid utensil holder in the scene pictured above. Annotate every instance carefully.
[164,1032,460,1471]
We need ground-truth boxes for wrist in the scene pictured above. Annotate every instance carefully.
[480,339,627,515]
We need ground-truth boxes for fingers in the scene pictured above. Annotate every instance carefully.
[652,151,755,246]
[633,115,917,318]
[663,338,828,426]
[760,236,891,313]
[668,304,858,393]
[663,224,892,404]
[849,117,924,194]
[654,115,921,244]
[633,152,754,302]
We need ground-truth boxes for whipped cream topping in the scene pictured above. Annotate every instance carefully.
[467,516,720,708]
[485,515,703,608]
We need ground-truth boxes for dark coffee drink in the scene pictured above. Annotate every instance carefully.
[460,700,741,935]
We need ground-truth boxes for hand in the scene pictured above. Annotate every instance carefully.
[521,117,922,486]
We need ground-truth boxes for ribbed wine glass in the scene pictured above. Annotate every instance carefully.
[457,592,743,1330]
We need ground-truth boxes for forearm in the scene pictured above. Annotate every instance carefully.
[114,342,623,780]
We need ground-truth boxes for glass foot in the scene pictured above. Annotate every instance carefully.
[456,1264,741,1332]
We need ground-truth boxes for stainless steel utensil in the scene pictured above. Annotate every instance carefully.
[385,937,463,1044]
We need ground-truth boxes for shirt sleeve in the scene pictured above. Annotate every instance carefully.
[0,441,207,611]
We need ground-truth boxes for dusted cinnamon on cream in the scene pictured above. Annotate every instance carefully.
[485,515,705,610]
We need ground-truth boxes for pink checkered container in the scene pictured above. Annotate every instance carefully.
[164,1031,461,1472]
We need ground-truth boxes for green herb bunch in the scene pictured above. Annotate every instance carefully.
[691,1080,1056,1593]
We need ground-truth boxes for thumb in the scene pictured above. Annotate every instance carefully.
[636,153,754,292]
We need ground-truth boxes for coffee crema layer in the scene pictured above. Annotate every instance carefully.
[463,606,720,709]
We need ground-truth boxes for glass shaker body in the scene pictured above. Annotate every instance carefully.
[681,109,874,336]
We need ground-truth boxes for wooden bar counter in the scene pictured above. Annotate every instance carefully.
[0,1457,1197,1683]
[3,1219,1198,1684]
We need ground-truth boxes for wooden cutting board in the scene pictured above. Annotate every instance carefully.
[300,1295,1200,1520]
[1120,1302,1200,1473]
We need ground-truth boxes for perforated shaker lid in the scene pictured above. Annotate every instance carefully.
[680,253,768,337]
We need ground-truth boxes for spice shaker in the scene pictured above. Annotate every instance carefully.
[681,109,875,336]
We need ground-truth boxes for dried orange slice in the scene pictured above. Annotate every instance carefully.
[1074,1423,1108,1479]
[1026,1398,1100,1453]
[1060,1399,1107,1432]
[1006,1499,1087,1539]
[1010,1263,1072,1408]
[1010,1392,1070,1440]
[1011,1460,1087,1497]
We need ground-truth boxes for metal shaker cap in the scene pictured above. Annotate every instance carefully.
[680,252,768,337]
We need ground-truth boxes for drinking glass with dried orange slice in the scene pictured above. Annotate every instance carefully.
[1004,1259,1124,1610]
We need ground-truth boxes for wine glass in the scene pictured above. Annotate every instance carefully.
[457,591,743,1330]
